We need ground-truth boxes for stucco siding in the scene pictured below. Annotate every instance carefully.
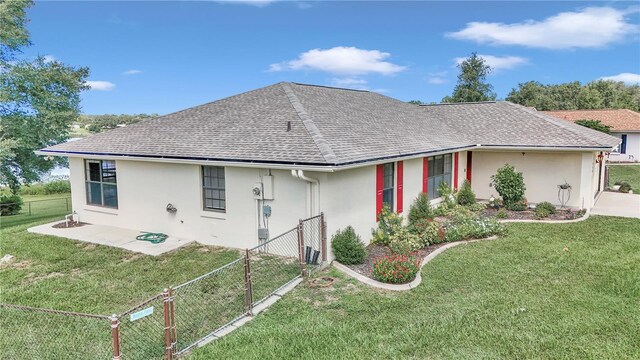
[608,132,640,163]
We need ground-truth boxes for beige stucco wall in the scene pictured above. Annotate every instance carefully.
[69,157,309,249]
[607,132,640,163]
[470,150,598,209]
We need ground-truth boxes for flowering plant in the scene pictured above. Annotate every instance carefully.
[372,254,421,284]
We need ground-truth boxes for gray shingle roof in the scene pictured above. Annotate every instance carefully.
[41,82,620,166]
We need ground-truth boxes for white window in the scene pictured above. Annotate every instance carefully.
[85,160,118,208]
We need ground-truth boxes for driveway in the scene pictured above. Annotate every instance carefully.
[591,192,640,219]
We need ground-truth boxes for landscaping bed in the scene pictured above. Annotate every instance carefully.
[483,207,586,221]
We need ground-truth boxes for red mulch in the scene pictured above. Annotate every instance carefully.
[344,242,448,279]
[483,207,585,221]
[52,220,87,228]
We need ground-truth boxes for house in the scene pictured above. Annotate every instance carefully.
[543,109,640,163]
[38,82,619,251]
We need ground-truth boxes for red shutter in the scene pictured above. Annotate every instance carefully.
[466,151,473,184]
[396,161,403,213]
[422,157,429,194]
[376,164,384,220]
[453,152,459,190]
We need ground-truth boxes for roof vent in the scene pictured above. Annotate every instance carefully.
[286,121,291,132]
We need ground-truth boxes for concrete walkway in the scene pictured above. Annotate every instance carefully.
[28,222,194,255]
[591,192,640,219]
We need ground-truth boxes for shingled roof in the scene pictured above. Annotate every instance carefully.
[40,82,620,167]
[542,109,640,132]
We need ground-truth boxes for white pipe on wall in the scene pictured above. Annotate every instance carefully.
[291,169,320,217]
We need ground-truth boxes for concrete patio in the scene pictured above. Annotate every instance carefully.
[28,222,194,255]
[591,192,640,219]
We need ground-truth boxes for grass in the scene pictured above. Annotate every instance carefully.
[193,216,640,360]
[608,164,640,191]
[0,201,301,359]
[0,194,72,228]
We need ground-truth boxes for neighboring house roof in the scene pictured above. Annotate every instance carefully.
[542,109,640,132]
[40,82,620,167]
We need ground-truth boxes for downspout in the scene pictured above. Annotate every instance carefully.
[291,169,320,217]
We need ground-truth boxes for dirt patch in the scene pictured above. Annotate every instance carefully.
[23,272,65,284]
[121,253,144,263]
[344,243,448,279]
[8,260,31,269]
[52,220,88,229]
[483,208,585,221]
[83,244,97,251]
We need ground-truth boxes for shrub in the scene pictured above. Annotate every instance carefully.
[388,227,424,254]
[372,254,421,284]
[408,192,433,225]
[437,181,455,208]
[443,215,505,242]
[408,218,439,247]
[466,202,486,213]
[371,205,403,246]
[535,202,556,218]
[0,194,23,216]
[456,180,476,206]
[506,199,527,211]
[44,180,71,194]
[331,226,366,265]
[496,208,508,219]
[491,164,526,208]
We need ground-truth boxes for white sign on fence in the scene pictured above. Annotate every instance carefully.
[129,306,154,321]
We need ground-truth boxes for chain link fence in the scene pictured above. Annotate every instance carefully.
[0,303,112,360]
[1,213,327,359]
[0,197,71,228]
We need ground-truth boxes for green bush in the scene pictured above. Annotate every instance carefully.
[456,180,476,205]
[466,202,486,213]
[0,194,23,216]
[496,208,508,219]
[331,226,366,265]
[443,214,505,242]
[437,181,454,208]
[535,202,556,214]
[491,164,526,208]
[506,199,527,211]
[371,205,403,246]
[20,180,71,195]
[408,192,433,225]
[408,218,439,247]
[372,254,421,284]
[618,182,632,193]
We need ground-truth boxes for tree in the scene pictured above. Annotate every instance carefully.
[442,52,496,103]
[574,119,611,134]
[0,0,89,193]
[408,100,424,105]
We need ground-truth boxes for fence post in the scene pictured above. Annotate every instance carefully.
[28,201,31,216]
[168,287,177,356]
[162,289,173,360]
[65,197,69,212]
[297,220,307,277]
[243,249,254,315]
[110,314,121,360]
[320,213,327,263]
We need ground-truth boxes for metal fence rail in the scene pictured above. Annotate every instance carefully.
[0,197,72,227]
[0,213,328,359]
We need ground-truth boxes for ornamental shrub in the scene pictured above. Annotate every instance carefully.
[437,181,455,208]
[408,192,434,225]
[372,254,421,284]
[506,199,527,211]
[491,164,526,208]
[496,208,508,219]
[331,226,366,265]
[618,182,632,193]
[371,205,403,246]
[408,217,439,246]
[0,194,23,216]
[534,202,556,219]
[443,214,505,242]
[456,180,476,206]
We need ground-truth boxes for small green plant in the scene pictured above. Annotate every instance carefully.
[371,205,403,246]
[618,182,632,193]
[437,181,454,208]
[408,192,434,225]
[372,254,421,284]
[535,202,556,218]
[491,164,526,208]
[496,208,508,219]
[388,227,423,253]
[331,226,366,265]
[456,180,476,206]
[0,193,23,216]
[506,198,527,211]
[408,218,439,247]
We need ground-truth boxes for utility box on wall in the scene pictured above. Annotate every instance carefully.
[262,175,274,200]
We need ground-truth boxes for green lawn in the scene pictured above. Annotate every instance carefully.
[194,216,640,360]
[608,164,640,191]
[0,194,72,228]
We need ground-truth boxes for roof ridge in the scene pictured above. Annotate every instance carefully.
[290,82,369,92]
[280,83,337,164]
[420,101,497,107]
[503,101,611,147]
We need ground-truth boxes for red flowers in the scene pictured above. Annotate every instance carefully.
[372,254,420,284]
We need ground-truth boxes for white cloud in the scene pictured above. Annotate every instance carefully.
[123,69,142,75]
[86,81,116,91]
[599,72,640,84]
[269,46,406,75]
[216,0,276,6]
[454,54,528,71]
[446,7,639,49]
[427,71,448,84]
[330,77,368,87]
[43,55,56,63]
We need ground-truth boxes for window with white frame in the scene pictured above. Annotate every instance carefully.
[382,163,394,208]
[85,160,118,208]
[427,154,452,200]
[202,166,226,211]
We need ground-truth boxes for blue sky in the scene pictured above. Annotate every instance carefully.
[24,1,640,115]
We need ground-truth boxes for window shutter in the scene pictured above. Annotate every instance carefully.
[376,164,384,220]
[397,161,403,213]
[422,157,429,194]
[621,135,627,154]
[453,152,459,190]
[466,151,473,184]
